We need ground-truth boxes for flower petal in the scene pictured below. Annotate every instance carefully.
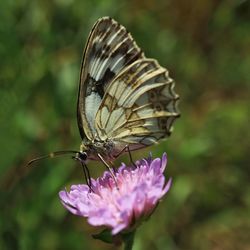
[59,153,172,235]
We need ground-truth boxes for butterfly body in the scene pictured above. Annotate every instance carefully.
[75,17,180,165]
[28,17,180,168]
[80,137,116,161]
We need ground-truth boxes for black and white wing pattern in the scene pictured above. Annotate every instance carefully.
[95,58,180,155]
[27,17,179,168]
[77,17,144,141]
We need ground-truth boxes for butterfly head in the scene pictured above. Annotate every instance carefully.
[73,142,90,164]
[75,151,88,163]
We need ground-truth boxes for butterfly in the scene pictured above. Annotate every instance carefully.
[28,17,180,174]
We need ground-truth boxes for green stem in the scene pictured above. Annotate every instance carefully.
[122,231,136,250]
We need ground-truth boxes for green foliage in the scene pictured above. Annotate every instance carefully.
[92,229,113,244]
[0,0,249,249]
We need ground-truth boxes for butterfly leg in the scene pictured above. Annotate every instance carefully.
[107,160,117,173]
[126,145,137,168]
[72,156,93,192]
[115,145,137,168]
[97,153,118,189]
[81,162,93,192]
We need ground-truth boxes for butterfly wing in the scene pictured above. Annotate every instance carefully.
[95,58,180,155]
[77,17,144,140]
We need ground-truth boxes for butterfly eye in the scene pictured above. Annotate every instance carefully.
[78,152,88,162]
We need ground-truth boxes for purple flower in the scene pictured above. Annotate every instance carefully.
[59,153,172,235]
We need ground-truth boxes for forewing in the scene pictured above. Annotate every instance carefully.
[77,17,144,140]
[95,59,180,154]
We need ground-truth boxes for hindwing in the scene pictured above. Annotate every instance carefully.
[95,59,180,155]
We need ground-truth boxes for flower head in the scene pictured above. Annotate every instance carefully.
[59,153,172,235]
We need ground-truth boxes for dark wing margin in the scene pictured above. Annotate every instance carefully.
[77,17,144,140]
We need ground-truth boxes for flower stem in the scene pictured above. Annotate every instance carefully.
[122,231,136,250]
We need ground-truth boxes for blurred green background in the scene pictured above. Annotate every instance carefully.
[1,0,249,249]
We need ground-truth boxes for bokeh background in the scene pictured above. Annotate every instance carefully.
[1,0,249,249]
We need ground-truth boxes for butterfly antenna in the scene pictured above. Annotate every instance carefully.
[27,150,80,166]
